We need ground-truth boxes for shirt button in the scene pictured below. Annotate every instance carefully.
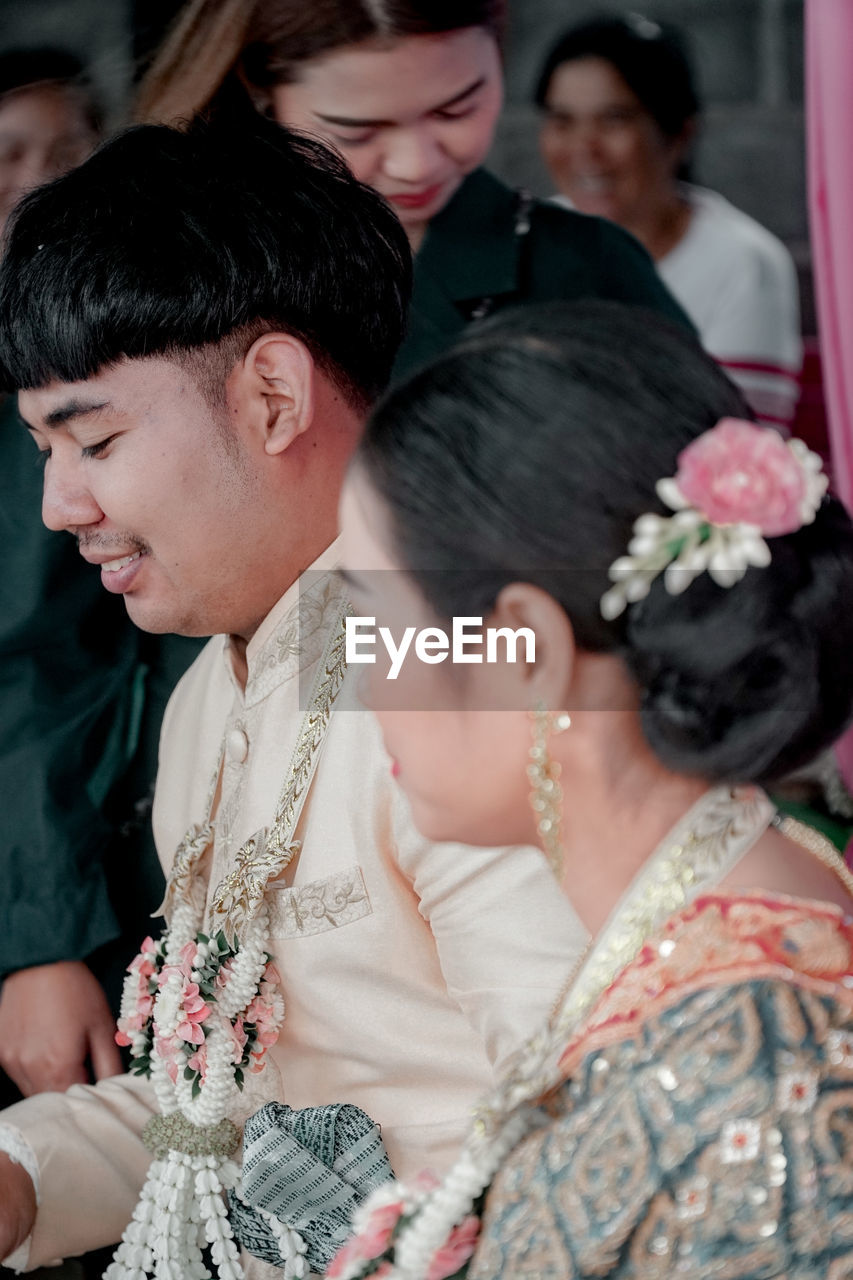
[226,727,249,763]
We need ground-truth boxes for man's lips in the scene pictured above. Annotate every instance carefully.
[79,548,143,570]
[78,545,148,594]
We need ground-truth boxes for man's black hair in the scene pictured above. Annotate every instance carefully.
[0,114,412,411]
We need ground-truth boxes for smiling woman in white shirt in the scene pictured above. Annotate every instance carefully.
[535,13,802,432]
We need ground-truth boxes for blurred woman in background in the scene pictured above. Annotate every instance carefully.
[136,0,690,381]
[0,47,100,238]
[535,14,802,430]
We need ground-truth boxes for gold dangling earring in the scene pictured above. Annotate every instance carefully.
[527,703,571,879]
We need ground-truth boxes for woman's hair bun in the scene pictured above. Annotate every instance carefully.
[361,301,853,786]
[628,497,853,783]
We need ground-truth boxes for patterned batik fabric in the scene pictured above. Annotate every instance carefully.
[230,1101,395,1272]
[470,892,853,1279]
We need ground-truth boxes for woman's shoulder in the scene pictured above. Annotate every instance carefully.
[471,969,853,1278]
[675,182,795,276]
[557,889,852,1078]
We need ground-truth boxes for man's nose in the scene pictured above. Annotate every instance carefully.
[41,458,103,532]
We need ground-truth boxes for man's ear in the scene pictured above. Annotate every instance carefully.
[229,332,316,456]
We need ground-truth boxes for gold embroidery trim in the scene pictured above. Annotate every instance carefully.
[473,785,776,1136]
[158,821,215,919]
[774,813,853,897]
[210,603,350,934]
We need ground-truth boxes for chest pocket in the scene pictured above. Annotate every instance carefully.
[266,864,372,940]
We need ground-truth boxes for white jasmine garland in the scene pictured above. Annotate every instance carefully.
[109,603,349,1280]
[245,1194,309,1279]
[106,897,284,1280]
[328,1109,535,1280]
[390,1110,533,1279]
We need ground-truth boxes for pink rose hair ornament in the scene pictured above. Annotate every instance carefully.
[600,419,829,621]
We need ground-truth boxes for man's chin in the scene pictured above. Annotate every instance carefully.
[122,595,195,637]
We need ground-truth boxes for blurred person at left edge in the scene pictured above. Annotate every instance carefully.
[0,48,203,1110]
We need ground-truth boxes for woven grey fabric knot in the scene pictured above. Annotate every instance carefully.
[229,1101,395,1272]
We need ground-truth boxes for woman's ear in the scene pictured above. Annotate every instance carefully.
[486,582,576,710]
[229,331,316,455]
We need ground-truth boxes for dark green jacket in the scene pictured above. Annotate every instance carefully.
[395,167,693,381]
[0,396,202,998]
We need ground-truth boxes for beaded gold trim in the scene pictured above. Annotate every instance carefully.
[142,1114,241,1159]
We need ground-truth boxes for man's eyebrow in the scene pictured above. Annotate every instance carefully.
[315,77,486,128]
[43,399,111,427]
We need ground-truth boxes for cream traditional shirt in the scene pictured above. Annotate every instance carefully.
[0,547,585,1271]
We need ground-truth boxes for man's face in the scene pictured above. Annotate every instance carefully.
[19,355,270,638]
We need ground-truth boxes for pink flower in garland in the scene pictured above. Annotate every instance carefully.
[187,1042,208,1082]
[175,982,211,1045]
[117,927,287,1116]
[128,937,158,980]
[135,987,154,1020]
[115,941,160,1046]
[326,1193,406,1277]
[325,1236,364,1278]
[224,1016,248,1065]
[426,1215,480,1280]
[357,1200,406,1261]
[245,989,284,1050]
[115,985,154,1042]
[177,940,199,977]
[154,1029,181,1084]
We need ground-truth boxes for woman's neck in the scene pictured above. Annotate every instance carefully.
[553,715,709,936]
[623,187,692,262]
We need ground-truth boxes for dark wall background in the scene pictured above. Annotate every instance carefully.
[0,0,130,118]
[0,0,811,328]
